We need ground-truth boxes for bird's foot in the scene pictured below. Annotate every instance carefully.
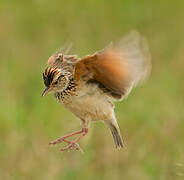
[49,137,72,145]
[49,129,84,145]
[49,128,88,152]
[60,142,84,153]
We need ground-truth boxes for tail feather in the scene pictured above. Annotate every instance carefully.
[108,123,124,148]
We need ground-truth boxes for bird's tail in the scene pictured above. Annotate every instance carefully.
[106,121,124,148]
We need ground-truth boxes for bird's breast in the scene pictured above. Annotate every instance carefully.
[56,83,114,121]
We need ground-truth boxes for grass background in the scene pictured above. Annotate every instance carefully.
[0,0,184,179]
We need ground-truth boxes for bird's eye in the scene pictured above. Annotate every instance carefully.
[54,81,58,85]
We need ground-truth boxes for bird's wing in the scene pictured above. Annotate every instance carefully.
[74,31,151,97]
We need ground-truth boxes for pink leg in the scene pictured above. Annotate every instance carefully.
[60,128,88,151]
[49,128,88,147]
[49,129,84,145]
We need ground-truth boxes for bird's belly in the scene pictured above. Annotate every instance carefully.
[65,92,114,121]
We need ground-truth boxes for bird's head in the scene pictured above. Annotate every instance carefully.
[42,66,71,96]
[42,52,73,96]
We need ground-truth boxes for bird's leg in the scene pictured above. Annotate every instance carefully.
[60,128,88,151]
[49,129,84,145]
[50,118,90,151]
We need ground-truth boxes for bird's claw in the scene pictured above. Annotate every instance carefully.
[49,129,87,152]
[60,142,83,152]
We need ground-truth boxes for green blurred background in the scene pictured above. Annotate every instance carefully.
[0,0,184,179]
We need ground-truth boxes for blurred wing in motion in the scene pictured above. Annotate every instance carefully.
[74,31,151,99]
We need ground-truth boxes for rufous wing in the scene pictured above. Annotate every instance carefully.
[74,31,151,97]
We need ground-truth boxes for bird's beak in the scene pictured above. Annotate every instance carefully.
[42,87,52,97]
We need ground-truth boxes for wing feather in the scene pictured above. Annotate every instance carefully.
[74,31,151,97]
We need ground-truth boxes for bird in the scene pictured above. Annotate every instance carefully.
[42,31,151,151]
